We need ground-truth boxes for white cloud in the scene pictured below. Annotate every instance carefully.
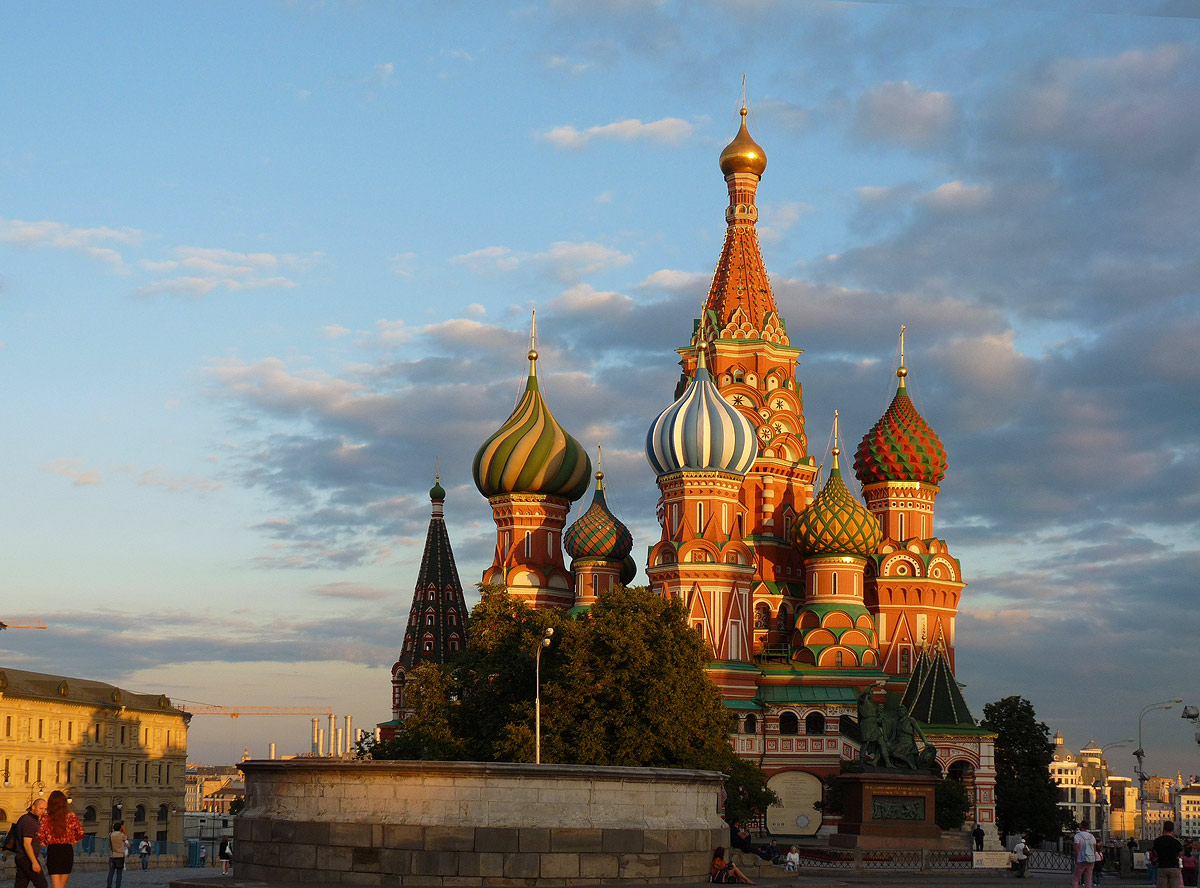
[636,269,708,292]
[390,251,418,277]
[549,283,635,314]
[374,62,394,84]
[464,303,487,317]
[321,325,351,339]
[42,458,101,487]
[541,117,694,149]
[137,247,315,298]
[758,201,812,244]
[595,190,613,204]
[450,241,632,283]
[854,81,954,146]
[923,180,994,213]
[0,218,141,271]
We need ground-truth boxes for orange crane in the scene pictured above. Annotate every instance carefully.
[177,705,333,718]
[0,619,47,630]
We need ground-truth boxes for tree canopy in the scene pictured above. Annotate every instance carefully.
[363,585,776,818]
[981,695,1074,841]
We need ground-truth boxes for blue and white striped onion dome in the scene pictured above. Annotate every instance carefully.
[645,354,759,477]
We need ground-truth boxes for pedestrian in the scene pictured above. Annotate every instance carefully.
[784,846,799,873]
[106,821,128,888]
[1182,844,1197,887]
[138,837,151,870]
[218,836,233,875]
[36,791,84,888]
[1073,818,1097,888]
[1094,842,1105,884]
[1013,834,1031,879]
[1151,849,1159,886]
[1152,820,1184,888]
[973,824,985,851]
[13,798,48,888]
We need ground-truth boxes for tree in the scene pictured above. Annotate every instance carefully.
[364,585,776,819]
[981,695,1074,841]
[935,776,971,831]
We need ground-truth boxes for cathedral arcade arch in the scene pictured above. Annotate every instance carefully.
[778,711,799,735]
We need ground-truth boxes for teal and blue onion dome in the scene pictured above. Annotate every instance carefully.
[472,347,591,501]
[645,351,758,477]
[564,469,634,561]
[792,418,883,559]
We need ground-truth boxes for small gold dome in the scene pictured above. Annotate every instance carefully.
[719,107,767,177]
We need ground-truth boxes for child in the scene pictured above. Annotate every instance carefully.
[784,845,799,873]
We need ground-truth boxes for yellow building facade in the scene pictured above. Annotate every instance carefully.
[0,668,188,847]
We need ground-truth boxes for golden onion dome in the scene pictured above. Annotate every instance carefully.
[719,107,767,177]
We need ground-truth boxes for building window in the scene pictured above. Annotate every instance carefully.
[66,722,72,742]
[120,726,126,745]
[832,573,838,595]
[4,716,9,737]
[426,614,434,626]
[779,712,799,735]
[424,641,433,652]
[744,714,758,734]
[38,719,44,740]
[120,763,124,783]
[806,712,826,735]
[835,650,844,667]
[900,649,911,673]
[524,531,531,558]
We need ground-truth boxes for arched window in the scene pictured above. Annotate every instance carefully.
[423,641,433,652]
[134,804,146,823]
[779,712,799,735]
[754,603,771,629]
[744,714,758,735]
[835,650,844,667]
[805,712,826,735]
[84,806,97,823]
[948,761,974,782]
[157,804,169,822]
[900,648,911,673]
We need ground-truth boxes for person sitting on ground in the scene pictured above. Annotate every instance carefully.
[710,847,753,885]
[754,839,783,863]
[784,846,799,873]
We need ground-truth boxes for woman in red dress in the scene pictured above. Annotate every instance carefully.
[37,790,84,888]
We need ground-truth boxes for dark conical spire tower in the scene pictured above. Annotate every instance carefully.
[382,475,469,735]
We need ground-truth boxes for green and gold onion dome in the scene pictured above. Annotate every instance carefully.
[564,469,634,561]
[854,364,947,486]
[793,423,882,559]
[429,474,446,502]
[472,347,591,501]
[719,107,767,177]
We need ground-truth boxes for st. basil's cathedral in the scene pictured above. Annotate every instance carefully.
[383,107,998,843]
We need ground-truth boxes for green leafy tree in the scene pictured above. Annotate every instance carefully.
[365,585,776,819]
[935,776,971,831]
[981,695,1074,842]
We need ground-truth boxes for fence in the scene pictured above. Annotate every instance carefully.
[1029,849,1074,871]
[795,848,976,871]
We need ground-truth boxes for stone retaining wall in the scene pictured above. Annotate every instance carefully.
[234,760,727,886]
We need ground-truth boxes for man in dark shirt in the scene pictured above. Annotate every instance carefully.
[14,798,48,888]
[973,824,985,851]
[1153,820,1184,888]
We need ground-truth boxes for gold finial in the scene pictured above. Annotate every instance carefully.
[897,324,908,380]
[696,348,708,372]
[435,455,440,482]
[527,309,538,369]
[831,410,841,469]
[595,443,605,486]
[719,86,767,178]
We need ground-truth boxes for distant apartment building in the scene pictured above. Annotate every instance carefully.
[185,764,244,814]
[0,668,188,845]
[1107,775,1135,839]
[1175,784,1200,839]
[1050,735,1113,834]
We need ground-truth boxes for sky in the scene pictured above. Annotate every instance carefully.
[2,0,1199,774]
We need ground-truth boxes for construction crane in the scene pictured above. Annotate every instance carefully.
[0,619,48,630]
[177,705,333,718]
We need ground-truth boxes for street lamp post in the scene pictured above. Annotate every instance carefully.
[1134,699,1182,841]
[1098,739,1132,843]
[534,627,554,765]
[28,780,45,806]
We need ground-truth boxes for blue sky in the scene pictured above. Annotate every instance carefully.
[3,1,1199,772]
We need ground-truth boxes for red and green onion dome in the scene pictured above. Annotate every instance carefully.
[854,368,947,486]
[792,449,883,559]
[564,472,633,561]
[472,349,591,501]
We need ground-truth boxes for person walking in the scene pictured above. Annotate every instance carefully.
[218,836,233,875]
[1013,835,1031,878]
[1153,820,1184,888]
[105,821,128,888]
[973,824,985,851]
[138,837,150,870]
[13,798,48,888]
[1094,842,1105,884]
[36,791,83,888]
[1073,819,1097,888]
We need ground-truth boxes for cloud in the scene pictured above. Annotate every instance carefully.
[136,248,317,298]
[311,581,394,600]
[374,62,394,84]
[758,201,813,243]
[541,117,694,149]
[41,458,101,487]
[450,240,632,283]
[0,218,141,271]
[322,325,351,339]
[854,81,955,146]
[132,467,224,494]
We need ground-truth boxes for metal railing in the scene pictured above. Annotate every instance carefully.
[928,849,974,870]
[795,849,855,869]
[1029,849,1074,871]
[862,849,922,870]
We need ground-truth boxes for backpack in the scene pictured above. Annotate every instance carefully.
[2,821,19,854]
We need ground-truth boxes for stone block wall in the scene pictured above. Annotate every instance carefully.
[234,760,727,886]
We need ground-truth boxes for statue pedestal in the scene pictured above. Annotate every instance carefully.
[829,772,951,850]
